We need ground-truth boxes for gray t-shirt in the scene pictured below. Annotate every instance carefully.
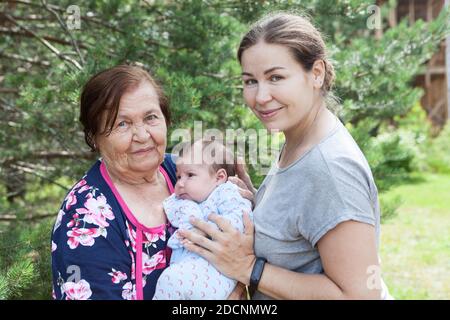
[253,119,381,300]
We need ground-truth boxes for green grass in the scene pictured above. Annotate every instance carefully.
[380,173,450,299]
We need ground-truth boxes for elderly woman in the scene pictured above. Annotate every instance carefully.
[51,65,177,300]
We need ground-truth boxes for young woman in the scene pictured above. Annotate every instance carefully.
[179,12,391,300]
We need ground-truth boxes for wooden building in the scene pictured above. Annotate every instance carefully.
[387,0,449,128]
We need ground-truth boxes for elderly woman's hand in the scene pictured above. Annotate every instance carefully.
[178,211,256,285]
[227,282,248,300]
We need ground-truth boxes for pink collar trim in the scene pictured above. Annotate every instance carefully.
[100,161,174,233]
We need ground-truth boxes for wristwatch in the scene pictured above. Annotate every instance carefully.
[248,257,267,298]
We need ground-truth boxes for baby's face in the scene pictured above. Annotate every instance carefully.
[174,157,218,203]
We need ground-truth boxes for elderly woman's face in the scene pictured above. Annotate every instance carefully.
[96,81,167,174]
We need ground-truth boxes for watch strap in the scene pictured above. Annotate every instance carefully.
[248,257,267,298]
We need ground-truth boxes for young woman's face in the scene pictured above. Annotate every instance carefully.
[241,41,319,133]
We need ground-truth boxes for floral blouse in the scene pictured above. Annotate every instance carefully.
[51,154,177,300]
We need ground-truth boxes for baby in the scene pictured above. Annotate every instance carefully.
[153,139,252,300]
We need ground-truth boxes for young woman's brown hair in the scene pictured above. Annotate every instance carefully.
[237,12,336,97]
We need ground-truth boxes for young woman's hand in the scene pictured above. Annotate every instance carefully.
[178,211,256,285]
[229,160,257,206]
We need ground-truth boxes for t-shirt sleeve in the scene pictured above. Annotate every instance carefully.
[297,154,377,248]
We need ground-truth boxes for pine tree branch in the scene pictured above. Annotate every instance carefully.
[0,27,89,49]
[1,151,96,166]
[0,88,19,94]
[1,12,83,70]
[40,0,85,66]
[0,213,55,221]
[4,0,126,34]
[7,163,68,190]
[5,13,48,21]
[4,0,59,11]
[0,52,51,67]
